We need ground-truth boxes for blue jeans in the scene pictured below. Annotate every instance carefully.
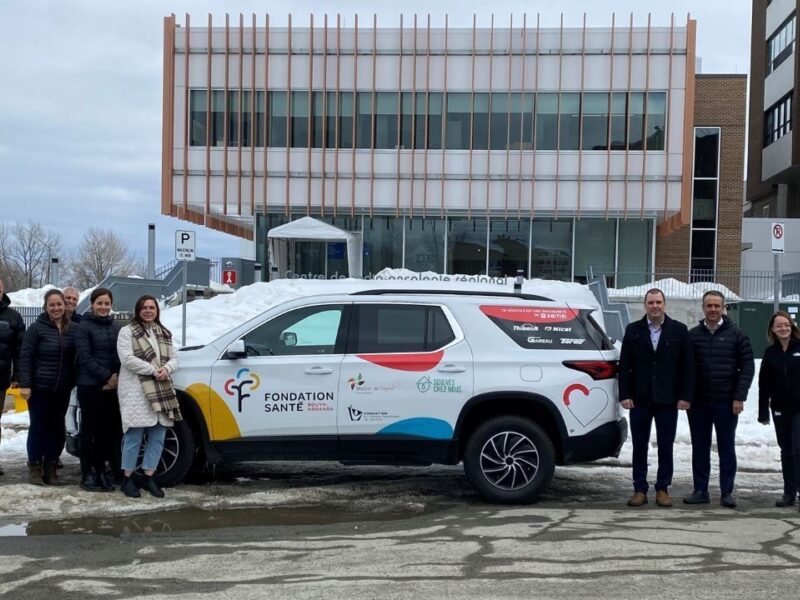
[687,401,738,495]
[629,404,679,493]
[121,424,166,472]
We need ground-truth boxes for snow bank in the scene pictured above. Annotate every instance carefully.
[6,284,93,307]
[608,278,740,301]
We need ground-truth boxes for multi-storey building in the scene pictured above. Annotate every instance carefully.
[160,14,742,284]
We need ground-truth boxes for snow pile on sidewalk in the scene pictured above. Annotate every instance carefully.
[608,278,740,301]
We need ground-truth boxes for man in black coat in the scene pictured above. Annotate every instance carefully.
[618,288,694,508]
[0,278,26,477]
[684,291,754,508]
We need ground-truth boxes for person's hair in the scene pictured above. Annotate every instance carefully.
[767,310,800,344]
[43,289,71,331]
[702,290,725,305]
[90,287,113,304]
[62,286,79,296]
[132,295,171,338]
[644,288,666,303]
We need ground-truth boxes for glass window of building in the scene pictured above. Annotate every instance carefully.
[338,91,354,149]
[255,213,291,278]
[692,180,717,228]
[363,216,403,275]
[509,93,533,149]
[559,93,581,150]
[764,92,793,147]
[413,93,427,150]
[646,92,666,151]
[616,219,653,287]
[209,90,225,147]
[447,218,488,274]
[488,218,530,276]
[325,91,337,149]
[535,93,558,150]
[268,91,287,147]
[240,91,253,147]
[255,91,266,147]
[400,92,414,149]
[473,93,490,150]
[628,92,645,150]
[531,219,572,281]
[446,93,472,150]
[427,93,444,150]
[767,14,796,74]
[310,91,324,148]
[694,127,719,177]
[690,230,716,273]
[489,93,509,150]
[609,92,627,150]
[581,92,609,150]
[290,91,309,148]
[356,92,372,149]
[573,219,616,283]
[374,92,399,149]
[405,218,445,272]
[190,90,207,146]
[227,90,240,146]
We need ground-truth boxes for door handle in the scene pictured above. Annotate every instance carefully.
[304,366,333,375]
[437,364,466,373]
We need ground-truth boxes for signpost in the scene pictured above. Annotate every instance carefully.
[175,231,196,346]
[772,222,785,312]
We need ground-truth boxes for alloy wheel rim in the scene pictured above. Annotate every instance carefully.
[479,431,539,490]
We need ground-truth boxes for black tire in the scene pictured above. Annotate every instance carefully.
[147,420,195,488]
[463,415,555,504]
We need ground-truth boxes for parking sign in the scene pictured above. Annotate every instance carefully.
[175,230,196,261]
[771,222,785,255]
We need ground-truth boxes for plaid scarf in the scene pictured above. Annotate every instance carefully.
[129,321,182,422]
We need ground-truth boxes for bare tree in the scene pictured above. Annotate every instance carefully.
[0,222,62,289]
[69,227,144,288]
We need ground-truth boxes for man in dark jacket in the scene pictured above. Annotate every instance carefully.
[619,288,694,508]
[0,278,26,476]
[685,291,754,508]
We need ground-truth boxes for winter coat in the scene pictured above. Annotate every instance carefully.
[75,312,121,387]
[116,323,177,431]
[18,313,78,392]
[618,314,694,406]
[0,294,25,390]
[689,317,755,404]
[758,337,800,423]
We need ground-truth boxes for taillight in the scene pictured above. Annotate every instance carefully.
[562,360,618,380]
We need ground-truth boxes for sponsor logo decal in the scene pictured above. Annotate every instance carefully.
[347,375,402,394]
[224,368,261,413]
[348,373,365,390]
[416,375,462,394]
[347,405,398,422]
[512,323,540,332]
[263,391,335,413]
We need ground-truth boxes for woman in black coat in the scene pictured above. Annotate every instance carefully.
[74,287,122,492]
[758,310,800,508]
[18,289,78,485]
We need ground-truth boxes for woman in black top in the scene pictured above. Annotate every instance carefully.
[18,289,78,485]
[758,310,800,508]
[74,288,122,492]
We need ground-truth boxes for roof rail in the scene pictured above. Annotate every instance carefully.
[350,289,553,302]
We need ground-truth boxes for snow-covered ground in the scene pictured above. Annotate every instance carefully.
[0,274,784,523]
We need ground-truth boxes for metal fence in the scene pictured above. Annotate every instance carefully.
[597,269,799,301]
[15,309,133,328]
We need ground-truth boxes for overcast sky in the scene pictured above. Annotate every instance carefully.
[0,0,751,270]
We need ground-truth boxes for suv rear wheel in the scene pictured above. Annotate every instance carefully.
[463,415,555,504]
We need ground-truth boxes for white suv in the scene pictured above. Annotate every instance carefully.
[160,289,626,504]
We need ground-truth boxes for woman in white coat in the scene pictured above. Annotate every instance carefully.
[116,295,181,498]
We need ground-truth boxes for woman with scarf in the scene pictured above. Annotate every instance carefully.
[116,295,181,498]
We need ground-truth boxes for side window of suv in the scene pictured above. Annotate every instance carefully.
[349,304,455,354]
[243,304,344,356]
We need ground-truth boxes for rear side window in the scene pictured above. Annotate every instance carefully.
[349,304,456,353]
[480,305,605,350]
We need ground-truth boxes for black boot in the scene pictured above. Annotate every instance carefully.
[27,462,45,486]
[43,461,62,486]
[121,475,141,498]
[142,475,165,499]
[776,494,796,507]
[79,472,103,492]
[97,471,115,492]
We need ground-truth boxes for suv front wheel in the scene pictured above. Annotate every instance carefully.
[463,415,555,504]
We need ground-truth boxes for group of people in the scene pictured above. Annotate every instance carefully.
[619,288,800,510]
[0,279,181,499]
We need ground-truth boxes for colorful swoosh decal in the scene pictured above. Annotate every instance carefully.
[185,383,242,441]
[356,350,444,372]
[377,417,454,440]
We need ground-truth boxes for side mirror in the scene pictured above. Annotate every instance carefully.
[224,339,247,359]
[281,331,297,347]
